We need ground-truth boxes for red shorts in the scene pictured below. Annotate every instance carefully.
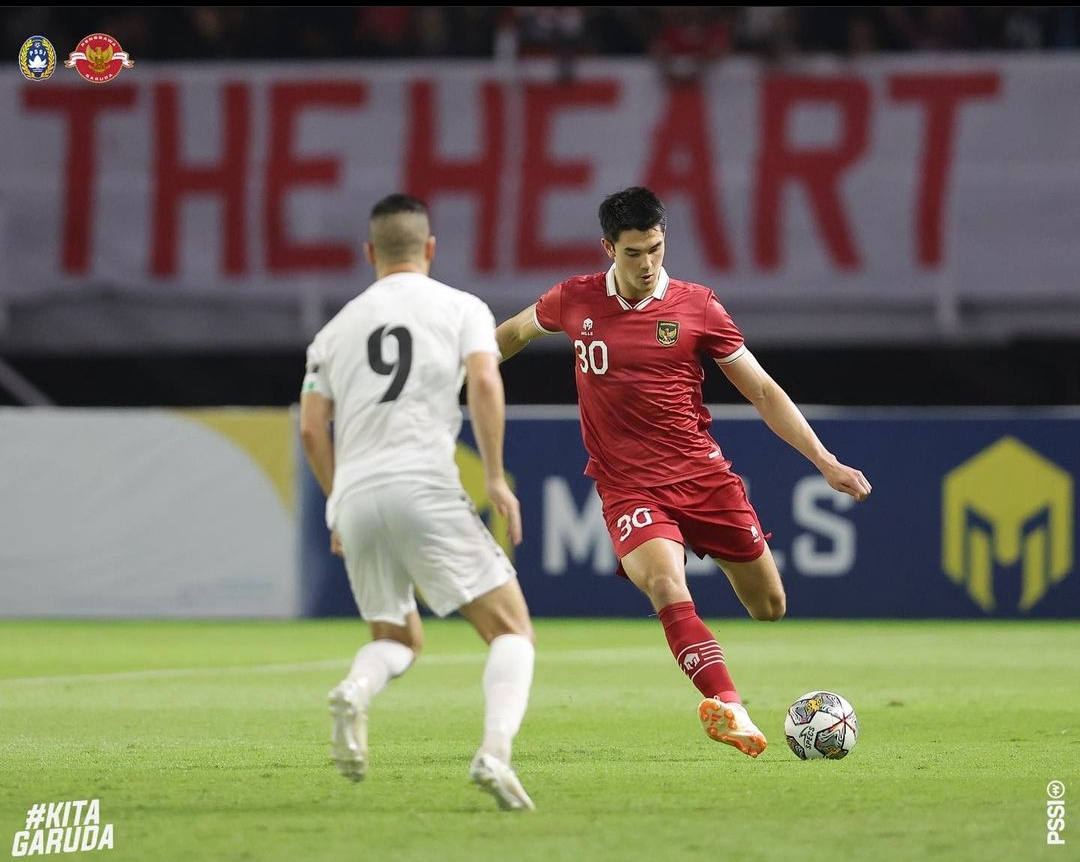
[597,467,771,578]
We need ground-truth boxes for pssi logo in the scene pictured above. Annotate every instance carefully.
[18,36,56,81]
[455,443,515,561]
[942,436,1073,612]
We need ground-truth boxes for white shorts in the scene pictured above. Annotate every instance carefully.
[333,479,516,626]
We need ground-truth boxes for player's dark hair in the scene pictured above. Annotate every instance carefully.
[598,186,667,243]
[370,193,428,220]
[368,193,430,263]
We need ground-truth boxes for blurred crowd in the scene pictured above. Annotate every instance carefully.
[6,6,1078,68]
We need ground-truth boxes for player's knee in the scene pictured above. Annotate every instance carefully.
[749,593,786,622]
[641,574,691,610]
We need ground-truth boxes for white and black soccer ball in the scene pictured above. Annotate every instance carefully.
[784,690,859,760]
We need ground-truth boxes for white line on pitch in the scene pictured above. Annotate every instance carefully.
[0,647,664,686]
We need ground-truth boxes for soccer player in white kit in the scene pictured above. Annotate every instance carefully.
[299,193,536,811]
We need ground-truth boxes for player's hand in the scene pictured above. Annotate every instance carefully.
[822,462,872,502]
[330,529,344,557]
[486,477,523,546]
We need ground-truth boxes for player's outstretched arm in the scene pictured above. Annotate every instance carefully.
[718,350,872,502]
[495,303,545,363]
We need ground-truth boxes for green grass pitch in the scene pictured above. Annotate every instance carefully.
[1,618,1076,862]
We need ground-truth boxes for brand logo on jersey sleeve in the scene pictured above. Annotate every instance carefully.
[656,321,679,346]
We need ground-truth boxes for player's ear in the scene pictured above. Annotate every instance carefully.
[363,242,376,266]
[601,238,614,259]
[425,234,436,262]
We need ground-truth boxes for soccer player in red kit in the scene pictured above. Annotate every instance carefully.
[496,186,872,757]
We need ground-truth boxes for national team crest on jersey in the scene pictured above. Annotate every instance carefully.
[656,321,679,346]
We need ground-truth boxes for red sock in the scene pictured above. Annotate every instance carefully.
[657,601,740,703]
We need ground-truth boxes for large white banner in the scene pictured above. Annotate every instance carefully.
[1,55,1078,348]
[0,408,299,617]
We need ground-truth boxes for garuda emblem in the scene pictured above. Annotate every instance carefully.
[656,321,679,346]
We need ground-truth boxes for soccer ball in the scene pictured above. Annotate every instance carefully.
[784,690,859,760]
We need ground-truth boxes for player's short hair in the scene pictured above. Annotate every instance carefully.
[370,193,428,220]
[368,193,430,263]
[599,186,667,243]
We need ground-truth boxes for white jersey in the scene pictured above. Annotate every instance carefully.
[302,271,499,527]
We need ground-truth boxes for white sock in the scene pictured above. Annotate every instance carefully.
[480,634,535,764]
[347,639,414,710]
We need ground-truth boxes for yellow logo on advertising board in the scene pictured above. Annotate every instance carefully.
[942,436,1073,612]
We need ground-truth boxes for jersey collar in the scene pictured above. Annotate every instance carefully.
[605,265,670,310]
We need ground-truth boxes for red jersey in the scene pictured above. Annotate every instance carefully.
[534,266,746,487]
